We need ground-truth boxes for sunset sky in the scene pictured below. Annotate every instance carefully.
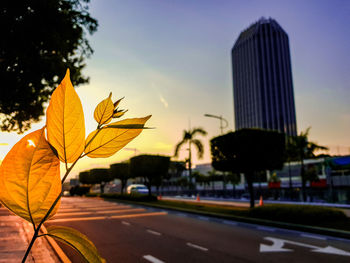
[0,0,349,179]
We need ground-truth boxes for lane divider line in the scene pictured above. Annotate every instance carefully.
[143,255,165,263]
[121,221,130,226]
[186,242,208,252]
[147,229,162,236]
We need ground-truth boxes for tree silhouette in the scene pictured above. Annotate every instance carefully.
[110,163,131,194]
[211,129,285,208]
[174,127,207,190]
[130,155,170,196]
[0,0,98,133]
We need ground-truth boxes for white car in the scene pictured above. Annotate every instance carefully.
[126,184,149,195]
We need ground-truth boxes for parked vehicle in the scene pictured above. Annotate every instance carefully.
[127,184,149,195]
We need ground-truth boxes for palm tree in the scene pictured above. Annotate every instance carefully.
[288,128,328,202]
[174,127,207,190]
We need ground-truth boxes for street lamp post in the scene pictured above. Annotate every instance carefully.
[204,114,228,135]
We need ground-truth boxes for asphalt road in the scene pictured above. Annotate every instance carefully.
[45,197,350,263]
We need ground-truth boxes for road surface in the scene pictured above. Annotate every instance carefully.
[45,197,350,262]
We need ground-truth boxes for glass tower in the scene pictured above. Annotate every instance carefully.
[232,17,297,136]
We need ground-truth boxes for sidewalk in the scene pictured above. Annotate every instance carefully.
[0,207,60,263]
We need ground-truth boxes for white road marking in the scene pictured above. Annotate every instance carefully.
[198,216,209,221]
[147,229,162,236]
[95,208,145,214]
[300,234,326,240]
[49,212,167,222]
[260,237,350,256]
[257,226,275,232]
[54,208,145,218]
[54,212,92,217]
[260,237,293,253]
[143,255,165,263]
[121,221,130,226]
[186,242,208,251]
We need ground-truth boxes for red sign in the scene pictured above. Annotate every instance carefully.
[310,179,327,188]
[268,182,281,189]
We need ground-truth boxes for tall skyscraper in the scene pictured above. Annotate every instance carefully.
[231,17,297,136]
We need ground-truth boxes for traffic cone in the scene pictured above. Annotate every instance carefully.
[196,194,200,202]
[259,195,264,206]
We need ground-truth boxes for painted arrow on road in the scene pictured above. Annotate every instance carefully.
[260,237,350,257]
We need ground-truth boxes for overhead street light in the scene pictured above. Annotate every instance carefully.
[204,114,228,134]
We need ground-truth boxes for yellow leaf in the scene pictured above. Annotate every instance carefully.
[46,69,85,163]
[85,115,151,158]
[94,92,114,125]
[47,226,105,263]
[0,127,61,226]
[113,97,124,108]
[112,109,128,118]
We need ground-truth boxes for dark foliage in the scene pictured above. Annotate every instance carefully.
[78,170,94,184]
[87,193,158,202]
[211,128,286,207]
[109,163,131,194]
[69,185,91,196]
[0,0,98,132]
[79,168,111,193]
[130,155,170,195]
[211,129,286,173]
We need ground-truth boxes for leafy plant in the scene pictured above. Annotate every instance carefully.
[0,69,151,262]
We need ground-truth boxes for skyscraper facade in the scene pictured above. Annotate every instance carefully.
[231,17,297,136]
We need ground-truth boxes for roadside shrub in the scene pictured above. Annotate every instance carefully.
[69,186,91,196]
[85,192,99,197]
[249,204,347,225]
[91,193,158,202]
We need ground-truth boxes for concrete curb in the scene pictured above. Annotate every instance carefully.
[41,225,71,263]
[100,197,350,240]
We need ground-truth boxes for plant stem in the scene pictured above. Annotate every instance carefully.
[21,228,39,263]
[22,156,80,262]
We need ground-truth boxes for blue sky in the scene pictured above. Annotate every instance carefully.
[0,0,349,177]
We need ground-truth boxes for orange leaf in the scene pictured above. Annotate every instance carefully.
[46,69,85,163]
[85,115,151,158]
[0,127,61,225]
